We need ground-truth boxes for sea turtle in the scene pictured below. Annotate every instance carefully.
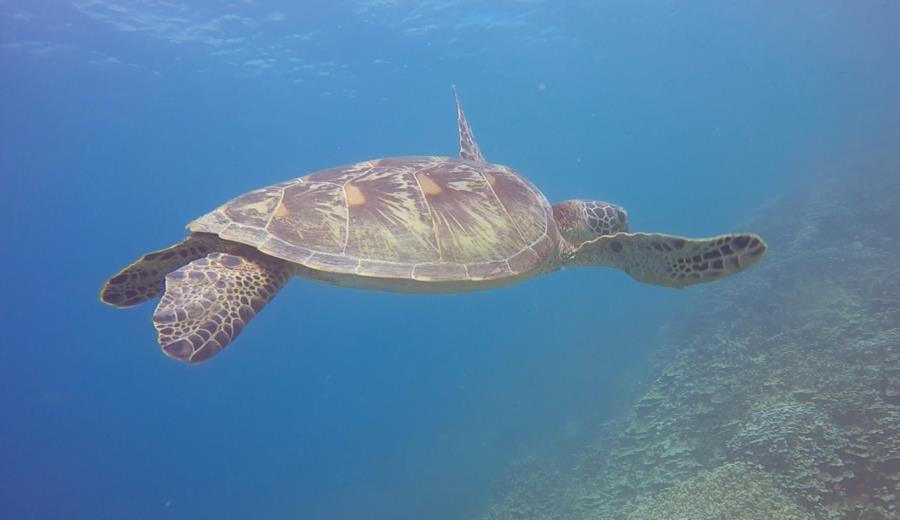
[101,87,767,364]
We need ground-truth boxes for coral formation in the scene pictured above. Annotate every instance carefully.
[726,402,849,507]
[480,156,900,519]
[626,463,814,520]
[481,457,569,520]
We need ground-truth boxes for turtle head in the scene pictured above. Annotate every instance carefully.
[553,199,629,245]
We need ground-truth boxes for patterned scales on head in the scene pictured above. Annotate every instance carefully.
[189,156,558,290]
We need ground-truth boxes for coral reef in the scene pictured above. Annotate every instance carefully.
[481,457,569,520]
[479,156,900,519]
[726,402,849,507]
[626,463,814,520]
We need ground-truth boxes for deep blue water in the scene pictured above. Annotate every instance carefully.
[2,1,898,519]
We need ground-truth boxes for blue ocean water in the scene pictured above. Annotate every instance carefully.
[1,1,898,519]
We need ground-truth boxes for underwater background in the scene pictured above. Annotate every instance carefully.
[2,1,898,519]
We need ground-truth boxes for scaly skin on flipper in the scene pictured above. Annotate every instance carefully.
[151,250,290,363]
[565,232,767,288]
[99,233,225,308]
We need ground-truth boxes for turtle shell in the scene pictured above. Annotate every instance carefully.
[188,156,559,284]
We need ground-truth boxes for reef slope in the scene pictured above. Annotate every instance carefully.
[482,155,900,520]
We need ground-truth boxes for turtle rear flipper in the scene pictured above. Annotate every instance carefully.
[100,234,221,308]
[152,251,291,363]
[451,85,485,163]
[567,232,767,288]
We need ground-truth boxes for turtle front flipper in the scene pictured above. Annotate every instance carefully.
[100,234,224,308]
[152,251,291,363]
[566,232,767,288]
